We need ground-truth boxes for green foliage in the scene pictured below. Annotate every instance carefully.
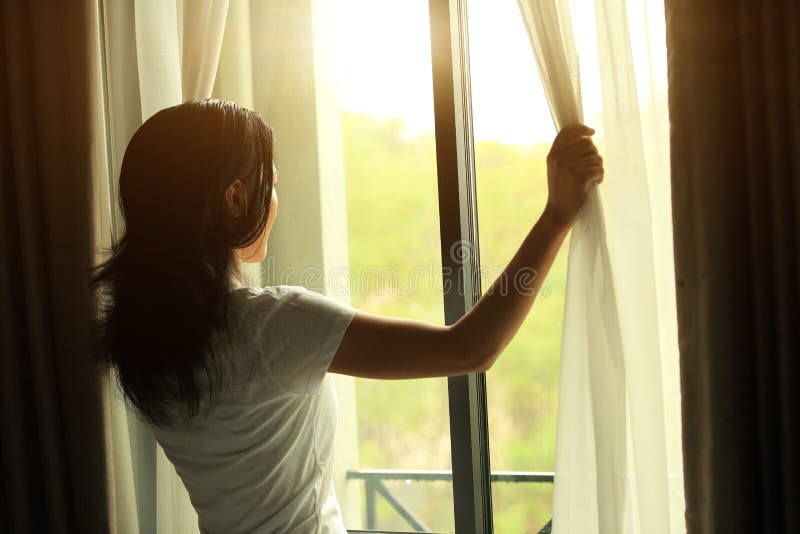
[342,111,566,532]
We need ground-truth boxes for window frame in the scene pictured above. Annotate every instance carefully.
[428,0,494,533]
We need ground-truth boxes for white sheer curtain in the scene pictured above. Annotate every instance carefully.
[516,0,685,532]
[100,1,229,532]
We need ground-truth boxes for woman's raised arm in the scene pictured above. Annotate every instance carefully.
[329,124,602,379]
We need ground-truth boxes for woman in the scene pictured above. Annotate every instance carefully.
[93,98,603,533]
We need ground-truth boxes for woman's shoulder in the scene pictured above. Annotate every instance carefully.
[229,284,310,306]
[227,284,317,324]
[228,284,356,328]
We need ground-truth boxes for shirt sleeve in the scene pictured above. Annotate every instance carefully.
[246,285,358,395]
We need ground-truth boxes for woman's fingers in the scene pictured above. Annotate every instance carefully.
[575,154,604,187]
[563,137,599,158]
[549,138,599,169]
[545,124,605,223]
[549,124,595,154]
[575,153,603,168]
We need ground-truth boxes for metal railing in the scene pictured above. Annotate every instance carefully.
[346,469,554,533]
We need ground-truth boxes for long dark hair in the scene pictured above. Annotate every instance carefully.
[92,98,275,428]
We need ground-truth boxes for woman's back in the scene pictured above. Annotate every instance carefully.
[150,285,356,533]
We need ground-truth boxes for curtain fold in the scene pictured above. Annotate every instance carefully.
[99,1,230,531]
[1,0,111,532]
[180,0,230,100]
[516,0,684,532]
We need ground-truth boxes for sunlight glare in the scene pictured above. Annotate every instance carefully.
[334,0,558,144]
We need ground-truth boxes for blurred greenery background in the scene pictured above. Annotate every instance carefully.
[341,111,567,533]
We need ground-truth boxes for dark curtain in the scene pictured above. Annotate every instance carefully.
[0,1,111,533]
[665,1,799,533]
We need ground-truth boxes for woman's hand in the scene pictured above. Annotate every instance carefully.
[544,124,604,228]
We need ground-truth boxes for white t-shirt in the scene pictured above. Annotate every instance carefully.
[150,285,357,534]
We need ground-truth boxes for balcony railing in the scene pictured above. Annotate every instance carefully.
[346,469,554,533]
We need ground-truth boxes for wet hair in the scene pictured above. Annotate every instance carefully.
[92,98,275,428]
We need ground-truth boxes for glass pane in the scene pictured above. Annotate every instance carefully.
[467,1,562,530]
[335,1,454,532]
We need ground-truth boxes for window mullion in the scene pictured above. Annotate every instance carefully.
[428,0,492,533]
